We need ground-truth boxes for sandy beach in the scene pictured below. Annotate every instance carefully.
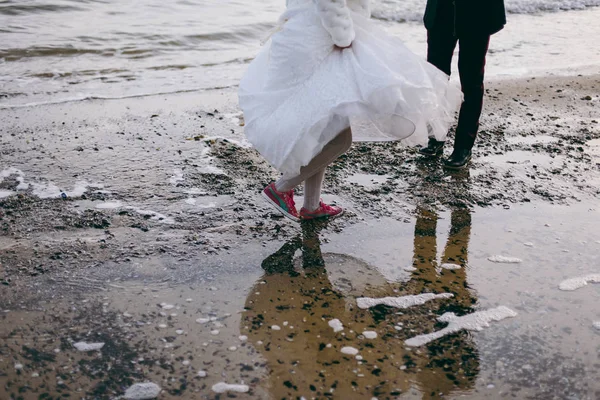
[1,71,599,399]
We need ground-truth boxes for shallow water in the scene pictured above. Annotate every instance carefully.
[1,203,598,399]
[1,0,599,107]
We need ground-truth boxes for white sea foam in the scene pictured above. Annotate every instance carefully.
[96,201,123,209]
[73,342,105,351]
[372,0,600,22]
[169,169,184,185]
[558,274,600,291]
[405,306,518,347]
[440,263,462,270]
[328,319,344,333]
[212,382,249,393]
[488,255,523,264]
[123,382,161,399]
[0,190,15,198]
[357,293,453,309]
[341,346,359,355]
[0,167,100,199]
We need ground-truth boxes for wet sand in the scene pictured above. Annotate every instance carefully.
[0,74,599,399]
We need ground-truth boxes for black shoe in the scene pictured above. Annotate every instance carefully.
[419,138,445,157]
[444,148,472,170]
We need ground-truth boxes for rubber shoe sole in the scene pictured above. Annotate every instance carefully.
[418,147,444,157]
[261,190,300,222]
[443,155,472,170]
[300,207,344,221]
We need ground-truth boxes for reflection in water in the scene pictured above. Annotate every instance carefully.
[242,209,479,398]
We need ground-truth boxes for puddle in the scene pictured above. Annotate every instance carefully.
[2,203,598,399]
[505,135,560,145]
[484,150,562,169]
[345,173,392,189]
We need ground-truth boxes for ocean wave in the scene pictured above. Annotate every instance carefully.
[0,1,85,16]
[0,85,238,110]
[372,0,600,22]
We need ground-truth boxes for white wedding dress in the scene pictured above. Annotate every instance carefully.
[239,0,461,176]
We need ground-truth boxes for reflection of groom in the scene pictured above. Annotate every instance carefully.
[420,0,506,169]
[243,218,479,398]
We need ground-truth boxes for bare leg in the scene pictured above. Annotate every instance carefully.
[303,168,325,211]
[275,127,352,193]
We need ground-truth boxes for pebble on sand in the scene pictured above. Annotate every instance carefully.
[198,370,207,378]
[362,331,377,339]
[328,319,344,333]
[593,322,600,331]
[123,382,161,399]
[73,342,105,351]
[341,346,359,356]
[212,382,250,393]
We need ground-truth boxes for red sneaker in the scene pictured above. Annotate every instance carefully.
[261,183,299,222]
[300,201,344,220]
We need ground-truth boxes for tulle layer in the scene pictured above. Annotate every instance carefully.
[239,4,461,176]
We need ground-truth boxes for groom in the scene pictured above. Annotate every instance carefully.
[420,0,506,169]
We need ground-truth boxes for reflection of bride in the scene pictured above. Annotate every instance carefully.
[242,209,479,399]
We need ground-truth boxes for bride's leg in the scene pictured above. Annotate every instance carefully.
[275,127,352,192]
[303,168,325,212]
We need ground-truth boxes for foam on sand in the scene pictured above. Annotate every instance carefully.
[95,201,123,209]
[357,293,453,309]
[73,342,105,351]
[558,274,600,291]
[405,306,517,347]
[440,263,462,270]
[212,382,249,393]
[123,382,161,399]
[488,255,523,263]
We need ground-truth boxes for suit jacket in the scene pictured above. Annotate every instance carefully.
[424,0,506,37]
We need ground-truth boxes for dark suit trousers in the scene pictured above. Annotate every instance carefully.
[427,28,490,148]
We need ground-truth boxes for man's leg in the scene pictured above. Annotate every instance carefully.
[454,34,491,152]
[420,27,457,156]
[426,29,457,77]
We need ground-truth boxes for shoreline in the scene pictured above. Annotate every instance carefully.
[2,7,600,109]
[1,71,599,399]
